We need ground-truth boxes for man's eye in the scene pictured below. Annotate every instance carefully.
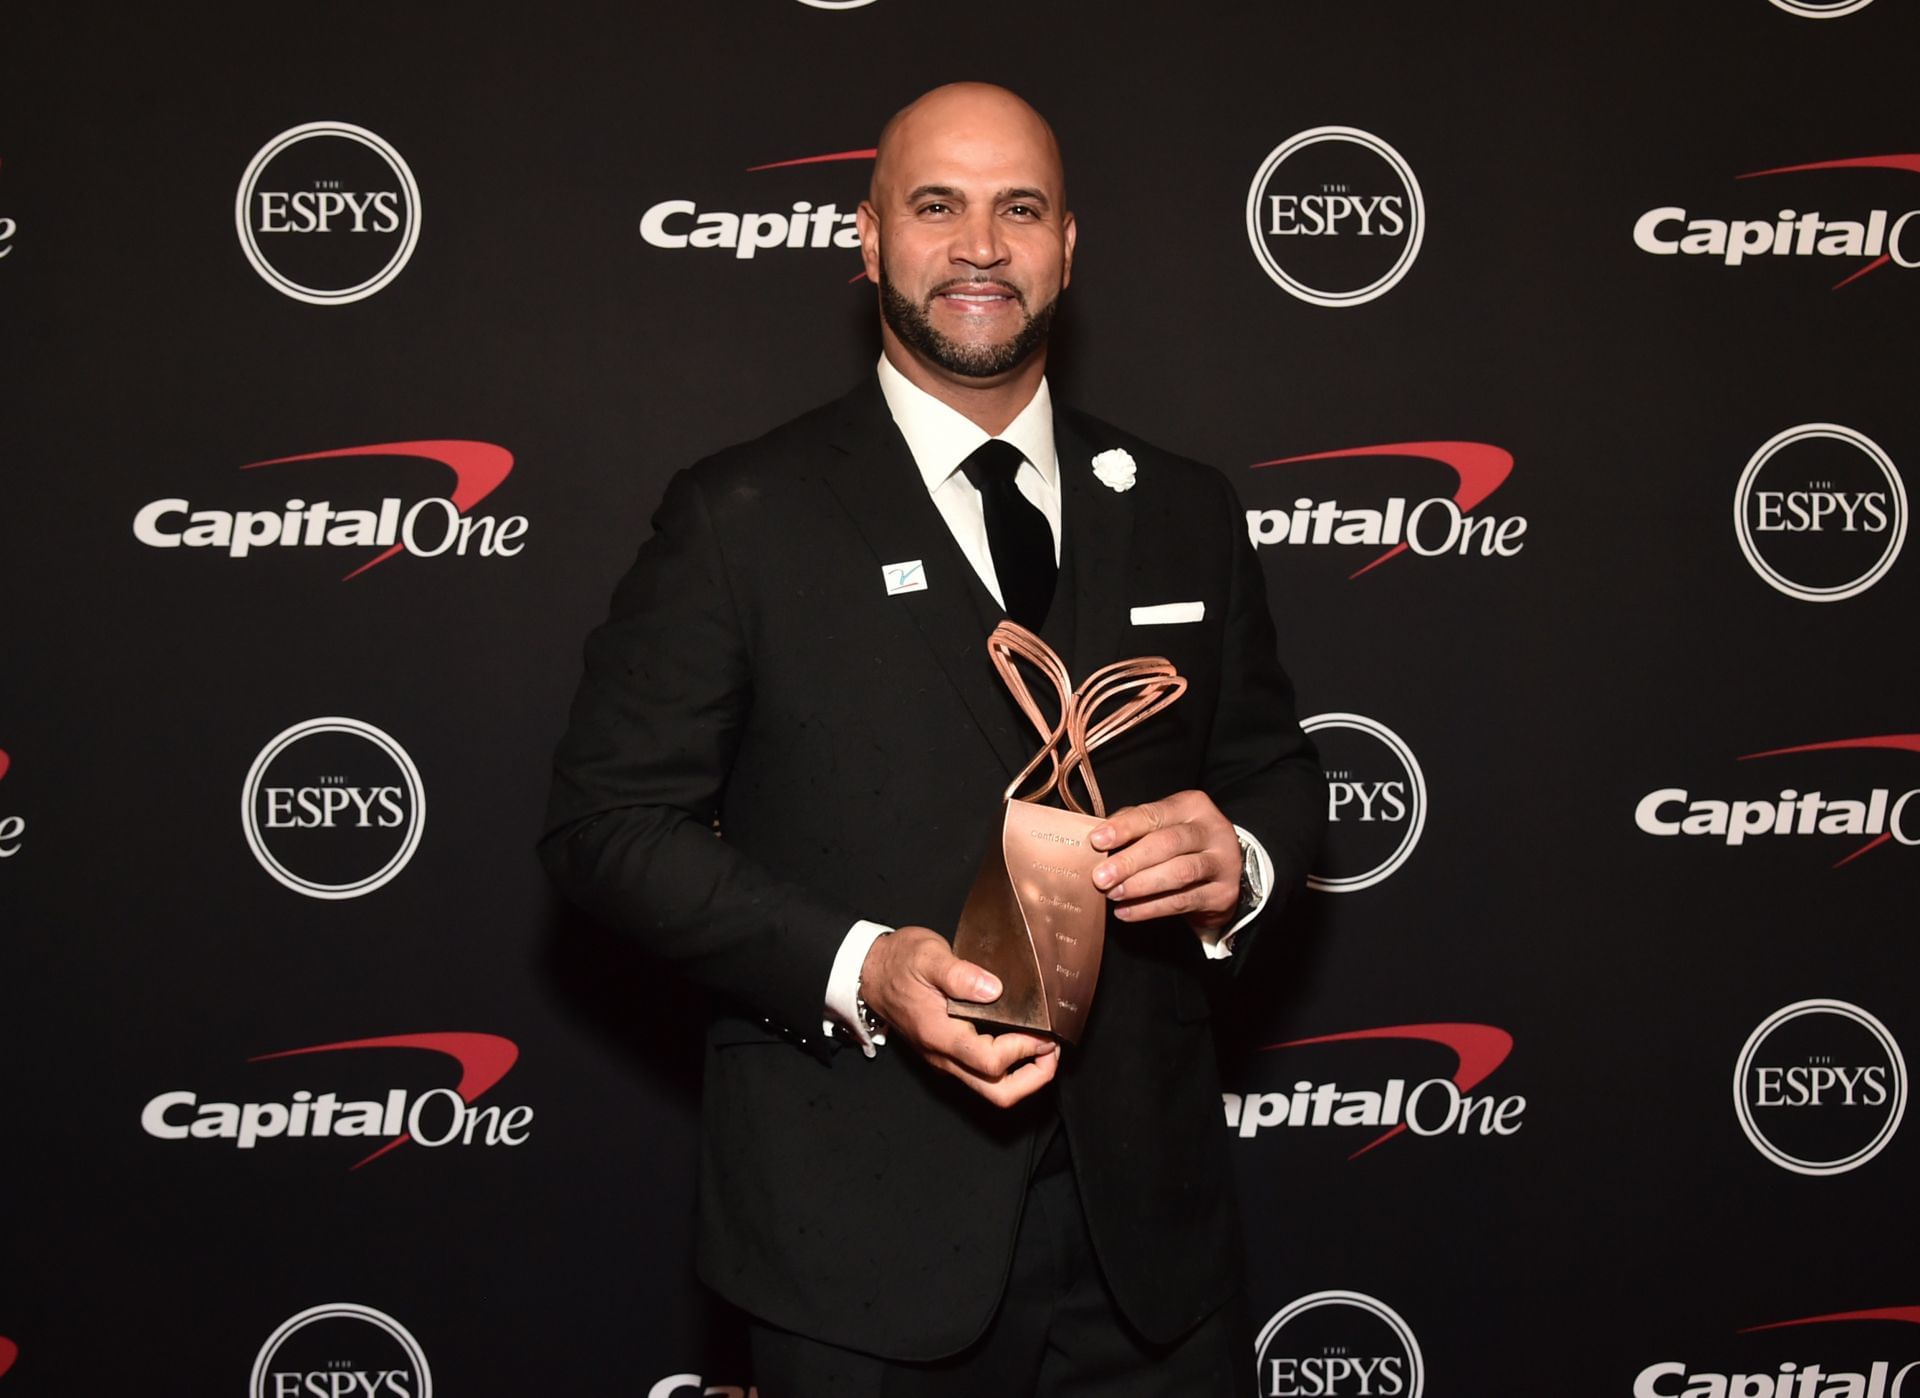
[1006,205,1037,218]
[919,202,952,215]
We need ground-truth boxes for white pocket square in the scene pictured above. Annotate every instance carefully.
[1130,601,1204,625]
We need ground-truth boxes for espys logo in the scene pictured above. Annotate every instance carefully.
[142,1032,530,1169]
[1637,1304,1920,1398]
[243,718,424,899]
[132,440,525,581]
[640,148,872,269]
[1256,1291,1423,1398]
[1735,1000,1906,1176]
[1246,442,1524,575]
[237,122,420,304]
[252,1303,430,1398]
[1636,733,1920,866]
[1302,714,1426,892]
[1635,153,1920,291]
[1771,0,1876,14]
[1246,127,1424,307]
[0,749,22,860]
[1225,1024,1523,1156]
[1734,424,1907,602]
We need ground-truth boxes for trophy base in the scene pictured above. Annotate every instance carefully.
[948,799,1108,1045]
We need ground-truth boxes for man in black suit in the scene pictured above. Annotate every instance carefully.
[542,82,1323,1396]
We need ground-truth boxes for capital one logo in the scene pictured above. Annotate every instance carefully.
[1257,1291,1423,1397]
[1225,1023,1523,1156]
[1735,424,1906,601]
[1636,733,1920,866]
[133,440,526,581]
[142,1032,530,1169]
[237,122,420,304]
[252,1303,430,1398]
[1246,442,1525,575]
[1304,714,1426,892]
[243,718,424,899]
[648,1378,758,1398]
[0,1337,15,1380]
[0,749,22,859]
[1246,127,1424,307]
[640,147,872,268]
[1637,1304,1920,1397]
[1635,153,1920,291]
[1735,1000,1906,1176]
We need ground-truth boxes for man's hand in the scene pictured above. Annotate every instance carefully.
[859,926,1059,1108]
[1090,790,1242,933]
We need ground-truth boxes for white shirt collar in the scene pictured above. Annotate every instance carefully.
[875,353,1057,494]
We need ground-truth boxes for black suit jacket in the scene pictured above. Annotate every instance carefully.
[541,377,1324,1359]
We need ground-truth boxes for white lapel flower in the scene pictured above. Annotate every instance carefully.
[1090,448,1137,493]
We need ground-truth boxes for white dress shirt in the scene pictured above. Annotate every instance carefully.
[822,357,1275,1052]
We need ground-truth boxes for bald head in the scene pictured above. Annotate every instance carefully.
[856,81,1076,421]
[871,83,1066,212]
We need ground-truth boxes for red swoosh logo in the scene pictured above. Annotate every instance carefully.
[241,440,515,581]
[1739,155,1920,289]
[1740,734,1920,866]
[0,750,10,783]
[0,1337,16,1379]
[1259,1023,1513,1159]
[746,147,877,173]
[248,1032,519,1170]
[1250,442,1513,578]
[1742,1305,1920,1334]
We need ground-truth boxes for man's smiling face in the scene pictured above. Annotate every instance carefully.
[860,84,1076,386]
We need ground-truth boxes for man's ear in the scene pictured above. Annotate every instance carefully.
[857,200,883,285]
[1060,211,1076,291]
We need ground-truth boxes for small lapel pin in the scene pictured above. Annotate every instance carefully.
[882,560,928,596]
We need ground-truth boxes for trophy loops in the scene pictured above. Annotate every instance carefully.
[987,622,1188,818]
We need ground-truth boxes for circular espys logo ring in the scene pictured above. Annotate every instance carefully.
[1734,999,1907,1176]
[1302,713,1428,893]
[794,0,878,7]
[1769,0,1875,16]
[1733,423,1907,602]
[1245,126,1425,307]
[1255,1289,1425,1398]
[241,717,425,900]
[251,1302,431,1398]
[235,121,421,305]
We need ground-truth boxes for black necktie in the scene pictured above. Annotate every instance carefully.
[959,438,1056,631]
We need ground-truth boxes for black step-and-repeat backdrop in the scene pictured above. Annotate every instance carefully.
[4,2,1915,1394]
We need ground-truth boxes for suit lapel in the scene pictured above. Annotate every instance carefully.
[1054,410,1136,682]
[821,381,1033,779]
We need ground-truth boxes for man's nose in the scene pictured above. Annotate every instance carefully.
[950,207,1007,267]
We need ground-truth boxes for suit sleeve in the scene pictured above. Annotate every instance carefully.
[1199,470,1327,968]
[538,467,858,1036]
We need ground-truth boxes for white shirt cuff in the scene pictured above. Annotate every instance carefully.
[1197,825,1274,961]
[823,919,892,1056]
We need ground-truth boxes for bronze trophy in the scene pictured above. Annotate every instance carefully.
[947,621,1187,1045]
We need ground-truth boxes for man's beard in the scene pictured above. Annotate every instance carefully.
[879,266,1059,379]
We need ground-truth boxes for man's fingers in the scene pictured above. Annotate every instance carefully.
[1091,827,1206,893]
[934,953,1003,1004]
[943,1021,1057,1078]
[1089,801,1165,852]
[969,1049,1060,1108]
[1114,884,1235,923]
